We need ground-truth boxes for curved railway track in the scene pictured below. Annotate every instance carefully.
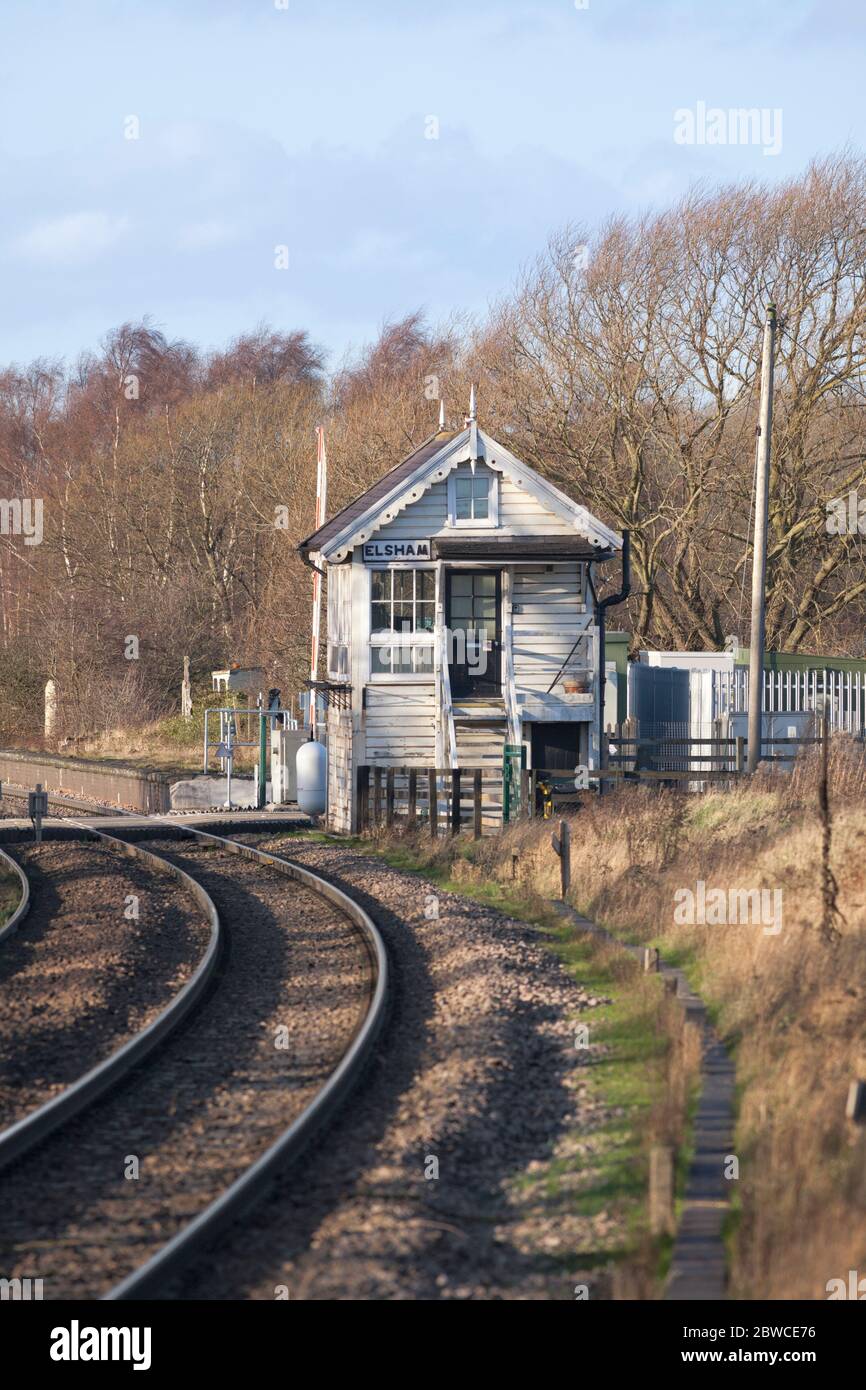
[0,823,387,1301]
[0,830,220,1172]
[0,836,209,1128]
[0,844,30,945]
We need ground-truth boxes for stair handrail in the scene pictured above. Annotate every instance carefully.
[502,590,521,750]
[438,623,457,768]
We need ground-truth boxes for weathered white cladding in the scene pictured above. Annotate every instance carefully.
[340,466,599,775]
[512,565,590,691]
[327,708,353,832]
[326,562,352,678]
[373,464,584,540]
[327,563,351,645]
[364,685,436,764]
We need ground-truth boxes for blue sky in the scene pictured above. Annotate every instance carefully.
[0,0,863,369]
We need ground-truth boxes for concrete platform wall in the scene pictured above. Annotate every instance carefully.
[0,750,171,812]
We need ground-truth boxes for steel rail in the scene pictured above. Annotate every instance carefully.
[105,823,389,1301]
[0,845,30,946]
[0,825,222,1174]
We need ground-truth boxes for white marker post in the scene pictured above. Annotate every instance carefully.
[215,724,235,809]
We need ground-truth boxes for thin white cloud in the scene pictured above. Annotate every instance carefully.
[177,219,239,251]
[13,211,129,264]
[323,228,438,274]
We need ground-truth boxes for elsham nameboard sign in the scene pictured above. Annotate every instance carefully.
[362,540,431,561]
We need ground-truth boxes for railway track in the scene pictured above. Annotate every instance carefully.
[0,786,117,820]
[0,823,387,1301]
[0,844,29,944]
[0,831,220,1175]
[0,838,214,1130]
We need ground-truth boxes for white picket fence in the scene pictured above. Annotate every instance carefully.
[714,668,866,735]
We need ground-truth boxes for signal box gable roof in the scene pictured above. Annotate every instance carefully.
[299,424,621,563]
[299,428,459,557]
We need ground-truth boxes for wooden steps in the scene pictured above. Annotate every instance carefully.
[454,719,505,829]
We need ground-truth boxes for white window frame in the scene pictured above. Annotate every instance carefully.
[326,562,351,680]
[368,563,436,682]
[447,467,498,528]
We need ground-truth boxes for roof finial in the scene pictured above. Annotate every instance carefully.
[438,398,446,430]
[465,383,477,426]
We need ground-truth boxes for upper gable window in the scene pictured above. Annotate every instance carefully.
[447,467,498,527]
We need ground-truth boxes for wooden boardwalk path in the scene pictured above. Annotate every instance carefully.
[660,966,735,1301]
[554,903,736,1301]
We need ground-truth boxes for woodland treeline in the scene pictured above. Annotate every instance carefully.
[1,154,865,743]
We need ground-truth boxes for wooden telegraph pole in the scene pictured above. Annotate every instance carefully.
[747,304,776,774]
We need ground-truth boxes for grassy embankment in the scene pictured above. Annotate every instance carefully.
[13,693,263,780]
[329,738,866,1299]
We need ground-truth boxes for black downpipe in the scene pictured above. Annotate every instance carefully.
[299,546,326,579]
[594,531,631,794]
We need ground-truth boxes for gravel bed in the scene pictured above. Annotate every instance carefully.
[165,836,623,1302]
[0,791,91,820]
[0,840,212,1128]
[0,838,372,1299]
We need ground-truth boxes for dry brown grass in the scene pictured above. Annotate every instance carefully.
[514,741,866,1299]
[373,738,866,1296]
[67,721,257,778]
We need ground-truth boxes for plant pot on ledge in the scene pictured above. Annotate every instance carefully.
[561,675,592,695]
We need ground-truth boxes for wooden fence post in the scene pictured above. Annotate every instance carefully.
[385,768,395,828]
[735,735,745,775]
[473,768,482,839]
[407,769,417,829]
[373,767,382,827]
[429,769,439,839]
[357,766,370,832]
[551,818,571,898]
[450,769,461,835]
[845,1079,866,1125]
[623,717,640,772]
[649,1146,675,1235]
